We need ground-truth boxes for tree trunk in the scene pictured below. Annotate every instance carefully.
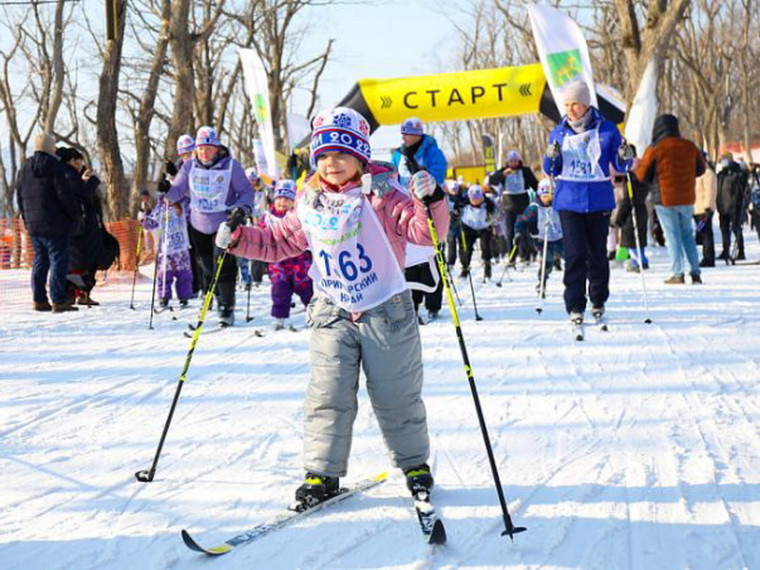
[43,0,66,133]
[96,0,128,219]
[130,0,171,214]
[167,0,195,160]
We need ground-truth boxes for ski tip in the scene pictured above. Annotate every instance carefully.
[374,472,389,483]
[428,519,447,545]
[644,318,652,324]
[181,529,232,555]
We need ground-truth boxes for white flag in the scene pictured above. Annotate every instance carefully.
[528,3,598,115]
[286,113,311,151]
[624,60,659,155]
[239,48,280,179]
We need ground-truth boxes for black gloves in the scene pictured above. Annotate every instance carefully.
[165,159,178,177]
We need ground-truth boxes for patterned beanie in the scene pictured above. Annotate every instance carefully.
[468,185,484,200]
[400,117,424,136]
[176,134,195,155]
[537,178,552,198]
[274,179,297,201]
[310,107,371,164]
[195,125,220,147]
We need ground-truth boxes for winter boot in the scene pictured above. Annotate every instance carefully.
[273,318,286,331]
[690,272,702,284]
[159,298,169,309]
[218,306,235,327]
[404,464,434,497]
[76,291,100,306]
[459,266,469,278]
[664,274,685,284]
[294,473,340,510]
[33,301,52,312]
[179,299,189,308]
[736,249,746,261]
[569,311,584,324]
[52,302,79,313]
[484,261,492,280]
[591,305,605,319]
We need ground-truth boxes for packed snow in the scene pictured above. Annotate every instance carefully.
[1,238,759,570]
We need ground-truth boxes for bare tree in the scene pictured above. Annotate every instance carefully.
[96,0,129,219]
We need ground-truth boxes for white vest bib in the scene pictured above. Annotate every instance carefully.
[557,126,609,183]
[297,187,408,312]
[189,160,233,213]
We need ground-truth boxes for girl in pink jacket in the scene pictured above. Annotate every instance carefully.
[216,107,449,510]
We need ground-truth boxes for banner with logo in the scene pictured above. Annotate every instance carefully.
[481,133,497,173]
[239,48,279,178]
[528,3,598,115]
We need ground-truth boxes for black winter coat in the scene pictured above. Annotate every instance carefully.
[63,164,105,272]
[716,163,748,218]
[16,151,78,236]
[488,165,539,212]
[613,173,649,249]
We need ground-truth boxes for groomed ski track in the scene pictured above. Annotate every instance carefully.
[1,241,759,569]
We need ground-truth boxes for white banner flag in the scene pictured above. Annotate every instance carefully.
[239,48,280,179]
[624,60,659,155]
[528,3,598,115]
[286,113,311,151]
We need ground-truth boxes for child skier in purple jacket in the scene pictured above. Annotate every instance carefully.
[258,180,313,329]
[141,199,194,308]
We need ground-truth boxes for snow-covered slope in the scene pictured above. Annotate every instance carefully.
[1,242,759,569]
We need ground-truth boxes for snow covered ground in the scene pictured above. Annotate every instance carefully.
[1,239,760,570]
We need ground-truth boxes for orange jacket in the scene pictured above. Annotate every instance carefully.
[635,137,705,207]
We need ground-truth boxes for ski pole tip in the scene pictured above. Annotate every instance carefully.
[135,469,155,483]
[501,525,528,541]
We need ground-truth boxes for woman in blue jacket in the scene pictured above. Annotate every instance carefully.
[543,81,633,324]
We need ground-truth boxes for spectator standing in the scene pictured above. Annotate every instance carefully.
[16,133,79,312]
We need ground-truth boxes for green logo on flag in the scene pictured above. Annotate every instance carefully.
[253,93,269,122]
[547,49,582,87]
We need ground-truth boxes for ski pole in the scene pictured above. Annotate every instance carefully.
[148,201,171,329]
[536,216,551,314]
[245,274,254,323]
[460,227,483,320]
[424,201,526,540]
[625,172,652,324]
[160,201,170,307]
[129,225,143,310]
[444,260,462,306]
[135,250,228,483]
[467,263,483,321]
[495,244,518,288]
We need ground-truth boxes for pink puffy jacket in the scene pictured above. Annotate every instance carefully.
[228,162,449,269]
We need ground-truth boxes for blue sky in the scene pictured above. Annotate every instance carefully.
[291,0,468,156]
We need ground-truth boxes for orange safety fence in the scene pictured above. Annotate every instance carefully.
[0,217,158,304]
[0,217,158,271]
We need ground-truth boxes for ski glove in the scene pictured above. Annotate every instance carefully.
[618,140,635,163]
[165,159,178,177]
[545,141,561,160]
[215,222,234,250]
[410,170,437,200]
[157,177,171,193]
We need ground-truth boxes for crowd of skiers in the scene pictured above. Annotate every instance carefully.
[136,127,314,329]
[19,80,759,513]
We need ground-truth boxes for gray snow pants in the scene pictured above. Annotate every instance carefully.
[303,289,430,477]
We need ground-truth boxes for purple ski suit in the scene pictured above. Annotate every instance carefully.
[259,207,313,318]
[142,200,194,302]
